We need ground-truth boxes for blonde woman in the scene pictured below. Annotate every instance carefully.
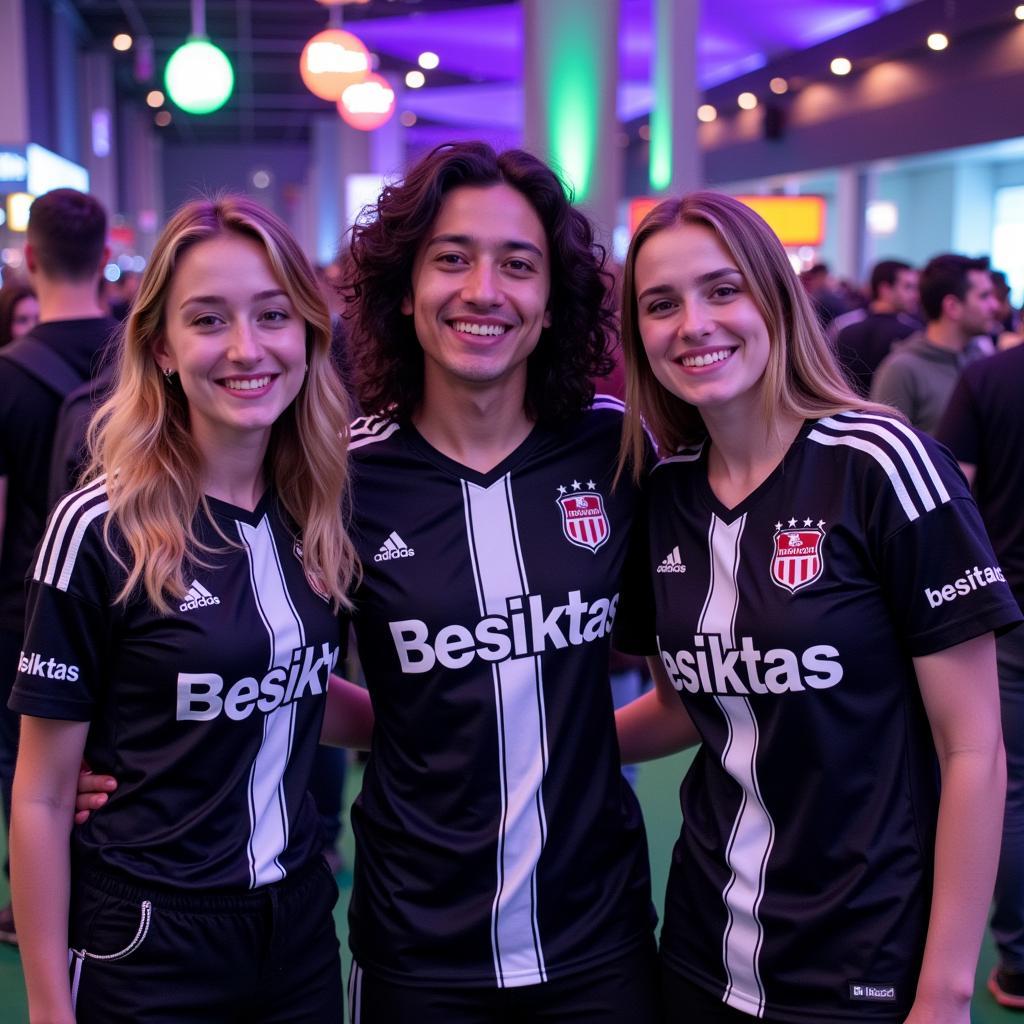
[614,193,1018,1023]
[9,197,370,1024]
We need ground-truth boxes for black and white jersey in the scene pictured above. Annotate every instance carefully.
[346,399,655,989]
[620,412,1020,1022]
[9,480,344,891]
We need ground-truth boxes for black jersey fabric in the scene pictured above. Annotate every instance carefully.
[9,480,344,891]
[835,311,920,396]
[346,397,655,989]
[617,411,1020,1023]
[0,317,118,632]
[937,344,1024,609]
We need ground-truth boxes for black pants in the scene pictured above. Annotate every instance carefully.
[348,938,661,1023]
[69,858,343,1023]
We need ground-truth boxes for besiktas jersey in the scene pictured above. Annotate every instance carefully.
[347,398,655,988]
[9,480,344,891]
[618,411,1020,1022]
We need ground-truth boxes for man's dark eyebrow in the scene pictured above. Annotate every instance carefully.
[179,289,289,310]
[425,233,545,259]
[636,267,741,304]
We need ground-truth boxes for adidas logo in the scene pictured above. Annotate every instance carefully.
[657,546,686,574]
[180,580,221,612]
[374,531,415,563]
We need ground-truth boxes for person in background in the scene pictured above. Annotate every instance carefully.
[990,270,1023,351]
[938,350,1024,1011]
[799,262,848,327]
[615,191,1015,1024]
[833,259,921,395]
[0,283,40,348]
[871,253,999,433]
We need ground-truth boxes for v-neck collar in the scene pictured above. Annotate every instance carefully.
[403,419,546,487]
[205,487,275,527]
[695,421,814,523]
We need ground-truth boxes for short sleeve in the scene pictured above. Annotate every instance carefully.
[871,432,1021,656]
[934,372,982,466]
[8,505,114,720]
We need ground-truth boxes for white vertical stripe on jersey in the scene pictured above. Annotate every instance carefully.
[699,514,773,1018]
[347,960,363,1024]
[462,475,549,988]
[237,515,306,889]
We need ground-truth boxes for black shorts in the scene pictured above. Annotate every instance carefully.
[348,938,661,1024]
[661,965,796,1024]
[68,857,343,1023]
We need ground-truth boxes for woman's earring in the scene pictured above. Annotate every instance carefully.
[163,366,176,379]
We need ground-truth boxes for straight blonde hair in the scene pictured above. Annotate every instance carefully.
[86,196,358,613]
[618,192,894,479]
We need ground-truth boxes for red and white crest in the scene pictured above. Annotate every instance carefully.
[557,491,610,553]
[770,525,824,593]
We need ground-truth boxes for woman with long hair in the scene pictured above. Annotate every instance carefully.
[615,192,1018,1024]
[9,196,369,1024]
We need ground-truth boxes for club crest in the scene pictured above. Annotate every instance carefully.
[770,519,825,593]
[556,485,610,553]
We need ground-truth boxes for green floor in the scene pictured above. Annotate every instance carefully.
[0,751,1017,1021]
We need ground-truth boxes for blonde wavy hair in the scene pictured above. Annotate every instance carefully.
[618,191,894,479]
[86,196,358,613]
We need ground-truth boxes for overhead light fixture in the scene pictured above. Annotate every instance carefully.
[338,73,396,131]
[637,122,651,140]
[830,57,852,75]
[769,77,788,95]
[1016,5,1024,19]
[738,92,758,110]
[113,33,133,51]
[697,104,717,123]
[418,51,439,70]
[146,90,165,108]
[300,30,370,100]
[400,110,417,127]
[927,32,949,50]
[405,70,425,89]
[154,110,172,127]
[164,1,234,114]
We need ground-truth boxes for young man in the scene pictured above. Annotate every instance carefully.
[77,143,661,1022]
[338,142,658,1022]
[0,189,116,944]
[833,259,920,395]
[870,254,998,433]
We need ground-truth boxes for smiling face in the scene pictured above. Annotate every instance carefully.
[155,231,307,457]
[634,221,772,423]
[402,183,552,402]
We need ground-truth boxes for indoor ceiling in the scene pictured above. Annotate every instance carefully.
[63,0,927,146]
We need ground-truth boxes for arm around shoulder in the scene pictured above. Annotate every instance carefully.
[615,655,701,764]
[320,674,374,750]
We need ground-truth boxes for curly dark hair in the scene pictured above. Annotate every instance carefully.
[343,141,615,424]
